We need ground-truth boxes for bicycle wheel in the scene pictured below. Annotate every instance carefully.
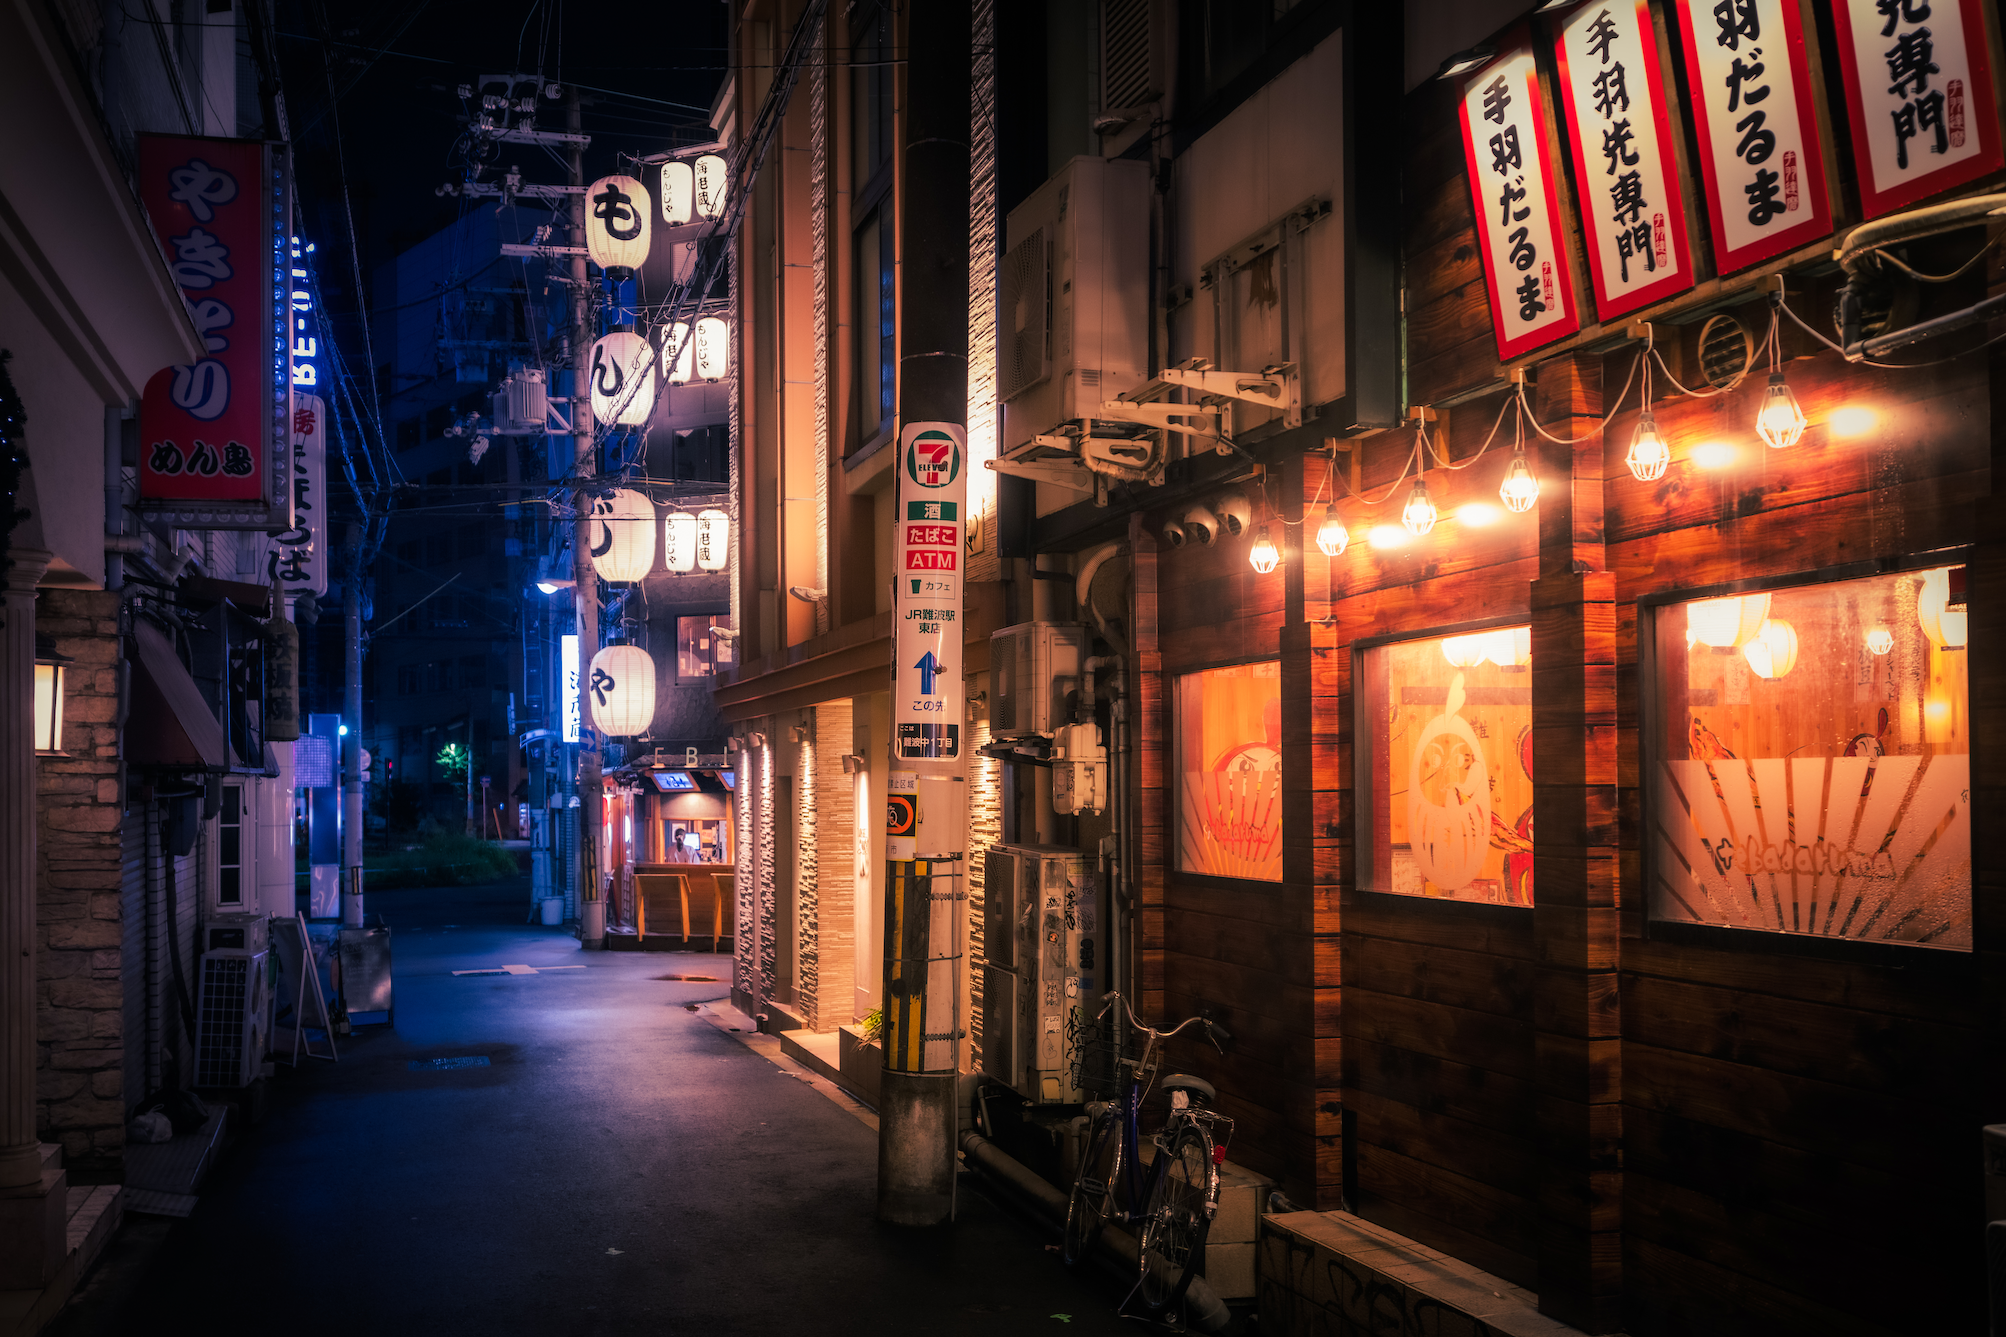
[1062,1111,1123,1265]
[1136,1124,1213,1311]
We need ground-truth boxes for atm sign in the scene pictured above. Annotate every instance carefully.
[906,550,957,570]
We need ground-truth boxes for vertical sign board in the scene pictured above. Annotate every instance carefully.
[1458,32,1582,361]
[270,394,327,596]
[1829,0,2003,219]
[894,423,967,762]
[137,136,289,525]
[1671,0,1836,273]
[561,634,582,744]
[1553,2,1698,321]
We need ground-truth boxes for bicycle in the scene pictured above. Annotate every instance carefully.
[1061,990,1234,1315]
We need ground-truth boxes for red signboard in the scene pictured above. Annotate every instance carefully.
[137,136,276,508]
[1457,29,1581,361]
[1828,0,2003,219]
[1551,0,1697,321]
[1671,0,1836,274]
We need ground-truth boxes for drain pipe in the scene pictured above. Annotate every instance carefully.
[1836,193,2006,360]
[958,1129,1232,1332]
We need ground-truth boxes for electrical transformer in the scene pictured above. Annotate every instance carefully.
[982,844,1102,1104]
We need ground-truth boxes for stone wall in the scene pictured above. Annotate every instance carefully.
[34,589,125,1172]
[804,700,853,1030]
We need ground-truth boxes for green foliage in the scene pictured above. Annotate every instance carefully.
[363,832,519,889]
[435,742,470,786]
[860,1007,883,1043]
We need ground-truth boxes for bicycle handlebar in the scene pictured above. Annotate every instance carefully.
[1098,991,1231,1052]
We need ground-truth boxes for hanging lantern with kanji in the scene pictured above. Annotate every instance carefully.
[662,321,695,385]
[589,331,655,426]
[589,488,658,583]
[660,160,693,226]
[697,508,730,571]
[693,154,727,219]
[664,510,698,573]
[588,644,656,737]
[585,174,651,274]
[694,316,730,382]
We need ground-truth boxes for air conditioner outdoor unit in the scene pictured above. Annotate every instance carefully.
[998,156,1150,452]
[982,844,1098,1104]
[989,621,1087,740]
[195,947,271,1090]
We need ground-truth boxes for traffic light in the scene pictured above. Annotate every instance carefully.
[384,757,395,782]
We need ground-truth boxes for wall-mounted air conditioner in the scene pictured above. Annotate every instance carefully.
[998,156,1150,452]
[982,844,1098,1104]
[989,622,1086,740]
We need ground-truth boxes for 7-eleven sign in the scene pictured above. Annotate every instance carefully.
[904,428,961,489]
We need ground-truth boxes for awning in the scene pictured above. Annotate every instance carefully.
[127,621,229,769]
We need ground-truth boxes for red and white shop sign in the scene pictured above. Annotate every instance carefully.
[1828,0,2003,219]
[1671,0,1834,273]
[1552,1,1696,320]
[1457,32,1580,362]
[137,136,274,504]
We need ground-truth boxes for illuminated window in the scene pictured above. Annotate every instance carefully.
[1358,626,1534,905]
[1173,661,1282,881]
[676,614,735,682]
[1649,569,1969,950]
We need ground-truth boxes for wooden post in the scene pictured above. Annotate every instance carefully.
[1528,356,1622,1332]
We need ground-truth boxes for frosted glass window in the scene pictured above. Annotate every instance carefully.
[1649,569,1970,950]
[1173,661,1282,881]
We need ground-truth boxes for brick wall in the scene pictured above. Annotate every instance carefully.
[35,589,125,1171]
[806,700,854,1029]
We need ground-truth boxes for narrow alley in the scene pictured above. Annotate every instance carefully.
[45,879,1138,1337]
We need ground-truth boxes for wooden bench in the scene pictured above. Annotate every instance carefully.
[634,868,735,951]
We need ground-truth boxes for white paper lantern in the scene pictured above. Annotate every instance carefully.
[588,645,656,737]
[589,331,655,426]
[1486,626,1531,670]
[694,316,730,382]
[585,174,651,272]
[663,321,695,385]
[693,154,727,219]
[590,488,658,582]
[1439,634,1490,669]
[1917,568,1968,650]
[697,508,730,571]
[1741,618,1799,680]
[1687,593,1770,650]
[664,511,698,573]
[660,160,693,226]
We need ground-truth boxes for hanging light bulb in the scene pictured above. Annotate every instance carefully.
[1402,475,1437,536]
[1755,373,1807,449]
[1626,410,1670,481]
[1315,503,1348,556]
[1499,446,1539,513]
[1248,524,1280,573]
[1864,625,1894,656]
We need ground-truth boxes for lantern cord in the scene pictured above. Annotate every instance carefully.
[1515,351,1642,446]
[1418,394,1516,472]
[1330,434,1424,508]
[1647,345,1733,399]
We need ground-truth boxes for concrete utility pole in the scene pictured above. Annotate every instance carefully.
[341,521,364,927]
[877,0,971,1228]
[567,85,604,945]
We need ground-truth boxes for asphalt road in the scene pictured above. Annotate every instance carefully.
[47,878,1159,1336]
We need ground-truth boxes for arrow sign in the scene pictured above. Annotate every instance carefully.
[914,650,945,696]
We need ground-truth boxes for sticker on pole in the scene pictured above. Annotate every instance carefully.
[894,423,967,761]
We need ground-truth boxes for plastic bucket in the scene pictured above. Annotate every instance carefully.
[539,897,563,926]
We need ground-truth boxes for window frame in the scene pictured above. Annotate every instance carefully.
[1351,614,1537,908]
[1170,654,1285,887]
[1638,552,1975,962]
[675,612,736,683]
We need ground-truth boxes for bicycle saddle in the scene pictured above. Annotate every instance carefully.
[1160,1073,1216,1106]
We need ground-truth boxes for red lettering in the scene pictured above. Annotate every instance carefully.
[905,550,958,571]
[903,523,957,547]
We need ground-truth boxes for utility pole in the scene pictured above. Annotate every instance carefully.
[567,85,605,946]
[877,0,971,1227]
[341,521,365,927]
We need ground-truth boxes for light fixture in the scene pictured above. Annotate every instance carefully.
[664,510,698,573]
[535,571,576,594]
[1754,283,1805,449]
[662,322,695,385]
[589,330,656,426]
[1864,625,1894,656]
[589,488,659,583]
[1315,503,1348,557]
[660,160,693,226]
[697,509,731,570]
[790,724,811,744]
[35,640,68,753]
[694,316,731,382]
[1436,43,1496,80]
[1440,634,1491,669]
[1626,410,1670,481]
[1402,475,1437,537]
[1742,618,1799,680]
[1248,524,1279,573]
[1687,593,1771,650]
[1916,567,1967,650]
[1498,445,1539,513]
[587,644,657,737]
[788,585,827,603]
[337,724,348,737]
[584,174,651,276]
[693,154,728,220]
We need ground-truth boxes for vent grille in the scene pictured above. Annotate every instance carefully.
[1102,0,1157,111]
[998,229,1050,402]
[195,955,250,1088]
[1697,314,1753,389]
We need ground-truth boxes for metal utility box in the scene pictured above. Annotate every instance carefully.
[989,621,1087,740]
[982,844,1100,1104]
[195,946,270,1089]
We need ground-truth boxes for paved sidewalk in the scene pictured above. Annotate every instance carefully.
[43,879,1155,1336]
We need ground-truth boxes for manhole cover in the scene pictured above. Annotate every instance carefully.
[409,1056,490,1071]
